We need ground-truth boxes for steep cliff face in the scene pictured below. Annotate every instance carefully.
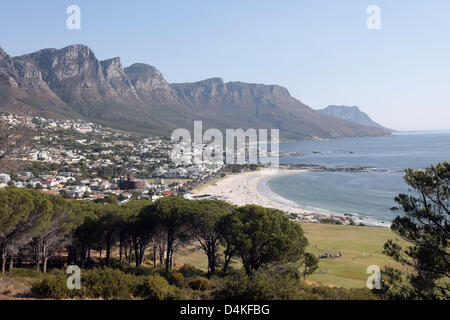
[124,63,175,105]
[170,79,388,139]
[0,46,66,112]
[100,57,136,96]
[20,45,138,105]
[0,44,390,139]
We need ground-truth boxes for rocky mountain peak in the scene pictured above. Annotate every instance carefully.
[318,105,392,132]
[124,63,174,105]
[124,63,165,82]
[0,46,7,58]
[101,57,125,79]
[20,44,101,82]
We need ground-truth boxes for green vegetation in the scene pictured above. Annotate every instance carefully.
[135,274,176,300]
[212,268,378,300]
[1,162,448,300]
[175,223,411,289]
[382,162,449,300]
[319,217,344,225]
[218,205,308,276]
[0,190,318,299]
[300,223,411,288]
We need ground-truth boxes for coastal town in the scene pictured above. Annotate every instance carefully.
[0,112,357,225]
[0,112,229,203]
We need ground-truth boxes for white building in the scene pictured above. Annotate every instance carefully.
[0,173,11,184]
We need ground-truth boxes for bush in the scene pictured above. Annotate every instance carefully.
[213,269,302,300]
[310,286,379,300]
[319,217,343,225]
[120,266,155,277]
[31,273,74,299]
[135,275,174,300]
[168,272,185,288]
[188,277,211,291]
[32,268,137,299]
[178,264,205,278]
[82,268,136,299]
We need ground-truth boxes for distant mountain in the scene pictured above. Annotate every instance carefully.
[318,105,393,132]
[0,44,390,140]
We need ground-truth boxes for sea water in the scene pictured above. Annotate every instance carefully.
[265,131,450,224]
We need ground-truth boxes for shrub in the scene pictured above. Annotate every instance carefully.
[178,264,205,278]
[32,268,137,299]
[320,217,343,225]
[82,268,136,299]
[213,270,301,300]
[135,275,173,300]
[168,272,185,288]
[310,286,379,300]
[188,277,211,291]
[120,266,154,277]
[31,274,74,299]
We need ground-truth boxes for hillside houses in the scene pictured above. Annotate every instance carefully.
[0,112,229,202]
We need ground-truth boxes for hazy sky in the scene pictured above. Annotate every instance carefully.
[0,0,449,131]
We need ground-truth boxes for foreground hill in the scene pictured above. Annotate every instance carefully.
[0,44,389,139]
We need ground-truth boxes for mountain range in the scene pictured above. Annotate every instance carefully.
[0,44,390,140]
[318,105,393,132]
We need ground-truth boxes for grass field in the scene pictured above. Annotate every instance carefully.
[300,223,410,288]
[176,223,411,289]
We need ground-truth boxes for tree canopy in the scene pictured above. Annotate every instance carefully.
[218,204,308,276]
[383,162,450,300]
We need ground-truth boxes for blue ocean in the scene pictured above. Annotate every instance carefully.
[266,131,450,224]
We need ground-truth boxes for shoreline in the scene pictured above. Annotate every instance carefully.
[190,168,390,227]
[190,169,345,224]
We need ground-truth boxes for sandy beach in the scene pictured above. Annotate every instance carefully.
[191,169,347,223]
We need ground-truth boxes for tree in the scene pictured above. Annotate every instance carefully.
[0,188,35,273]
[383,162,450,300]
[72,201,101,267]
[98,204,123,267]
[189,200,233,275]
[33,194,82,272]
[24,190,54,272]
[302,252,319,280]
[125,201,158,267]
[219,205,308,276]
[0,188,53,273]
[154,197,193,271]
[148,189,157,201]
[216,212,239,273]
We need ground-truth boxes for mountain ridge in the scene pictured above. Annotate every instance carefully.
[318,105,393,132]
[0,44,390,139]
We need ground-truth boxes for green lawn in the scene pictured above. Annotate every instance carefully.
[175,223,411,289]
[301,223,411,288]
